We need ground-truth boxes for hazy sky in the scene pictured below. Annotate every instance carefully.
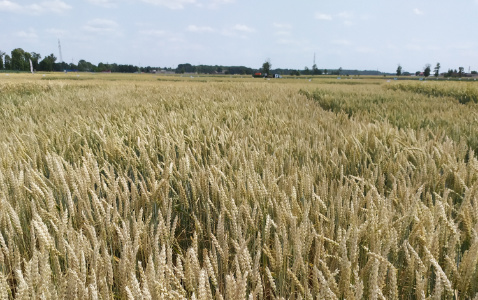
[1,0,477,72]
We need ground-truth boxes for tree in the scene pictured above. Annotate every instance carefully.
[4,55,11,69]
[396,64,402,76]
[303,66,310,75]
[445,69,454,78]
[96,62,108,72]
[459,67,464,77]
[424,64,431,77]
[312,63,321,75]
[55,61,68,72]
[0,50,4,69]
[38,54,56,71]
[175,63,194,73]
[262,59,271,76]
[338,67,342,75]
[23,51,32,71]
[30,52,41,70]
[78,59,95,72]
[11,48,26,71]
[69,62,78,70]
[434,62,440,77]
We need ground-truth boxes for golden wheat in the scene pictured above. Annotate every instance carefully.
[0,74,477,298]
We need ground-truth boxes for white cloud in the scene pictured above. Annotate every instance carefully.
[86,0,118,7]
[331,39,352,46]
[359,14,371,21]
[405,44,422,51]
[168,36,185,43]
[315,13,332,20]
[273,22,292,29]
[336,11,354,25]
[83,19,119,34]
[276,38,296,45]
[232,24,255,32]
[355,46,375,54]
[186,25,215,33]
[42,0,72,13]
[210,0,233,4]
[0,0,71,14]
[337,11,352,19]
[206,0,234,8]
[273,23,292,36]
[140,0,196,9]
[26,3,44,14]
[46,28,68,37]
[413,8,423,15]
[0,0,21,12]
[15,28,38,39]
[139,29,186,44]
[275,37,311,50]
[315,11,355,25]
[274,30,290,36]
[139,29,167,37]
[385,43,398,50]
[221,24,254,39]
[447,42,476,51]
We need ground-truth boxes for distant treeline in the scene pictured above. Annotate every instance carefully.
[176,63,389,76]
[1,48,389,75]
[0,48,169,73]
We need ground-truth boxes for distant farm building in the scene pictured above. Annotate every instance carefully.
[252,72,282,78]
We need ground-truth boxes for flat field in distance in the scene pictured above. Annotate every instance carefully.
[1,73,478,299]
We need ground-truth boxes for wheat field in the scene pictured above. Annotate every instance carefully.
[1,73,478,299]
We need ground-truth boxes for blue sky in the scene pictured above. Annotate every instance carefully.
[1,0,477,72]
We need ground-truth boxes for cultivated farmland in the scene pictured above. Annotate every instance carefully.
[1,73,478,299]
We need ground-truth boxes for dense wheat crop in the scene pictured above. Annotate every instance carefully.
[1,73,478,299]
